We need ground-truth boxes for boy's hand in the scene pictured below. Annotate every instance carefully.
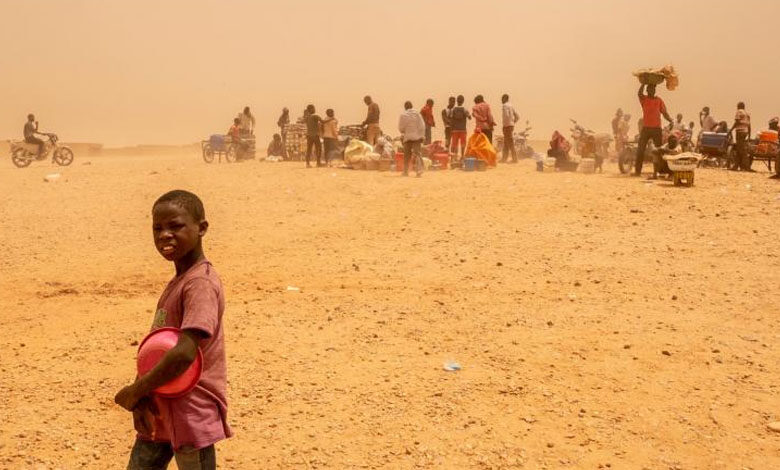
[132,397,158,437]
[114,383,144,411]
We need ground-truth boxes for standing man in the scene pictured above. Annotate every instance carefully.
[420,99,435,145]
[700,107,717,133]
[729,102,752,171]
[616,113,631,154]
[239,106,255,136]
[321,109,339,164]
[23,113,44,160]
[450,95,471,159]
[441,96,456,150]
[362,96,381,146]
[304,104,323,168]
[277,108,290,158]
[398,101,426,177]
[472,95,496,143]
[500,94,520,163]
[672,113,686,132]
[635,83,673,176]
[612,108,624,142]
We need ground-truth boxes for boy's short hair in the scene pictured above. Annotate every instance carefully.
[154,190,205,221]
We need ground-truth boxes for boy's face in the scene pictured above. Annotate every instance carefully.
[152,202,207,261]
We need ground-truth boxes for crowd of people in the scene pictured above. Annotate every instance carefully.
[610,83,778,179]
[261,93,525,175]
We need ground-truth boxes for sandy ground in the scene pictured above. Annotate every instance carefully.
[0,152,778,470]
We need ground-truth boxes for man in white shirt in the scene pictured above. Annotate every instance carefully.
[500,94,520,163]
[700,107,718,133]
[239,106,255,136]
[398,101,426,177]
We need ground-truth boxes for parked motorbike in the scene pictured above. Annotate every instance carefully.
[570,119,611,172]
[494,121,535,159]
[10,133,74,168]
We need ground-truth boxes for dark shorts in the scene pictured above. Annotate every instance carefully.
[127,438,216,470]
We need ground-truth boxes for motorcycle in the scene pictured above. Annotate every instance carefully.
[618,126,689,174]
[10,133,74,168]
[570,119,611,172]
[494,121,535,159]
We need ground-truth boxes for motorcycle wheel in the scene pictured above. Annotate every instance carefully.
[618,148,635,174]
[202,144,215,163]
[53,147,74,166]
[11,148,31,168]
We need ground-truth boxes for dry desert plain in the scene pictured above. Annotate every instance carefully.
[0,152,779,469]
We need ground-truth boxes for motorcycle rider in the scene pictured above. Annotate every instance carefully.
[636,83,674,176]
[24,114,45,160]
[616,113,631,153]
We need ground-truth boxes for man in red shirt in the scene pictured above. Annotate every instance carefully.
[420,99,435,145]
[636,83,673,176]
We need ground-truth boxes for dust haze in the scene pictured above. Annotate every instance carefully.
[2,0,778,146]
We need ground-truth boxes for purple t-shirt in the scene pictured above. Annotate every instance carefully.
[142,260,231,451]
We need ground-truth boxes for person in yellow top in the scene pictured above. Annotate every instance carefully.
[322,109,340,164]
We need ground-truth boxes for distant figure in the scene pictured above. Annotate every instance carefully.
[672,113,686,132]
[267,134,284,159]
[611,108,623,140]
[321,109,340,164]
[228,117,241,141]
[305,104,323,168]
[500,94,520,163]
[650,133,680,180]
[616,114,631,153]
[228,117,248,155]
[397,101,426,177]
[450,95,472,158]
[277,108,290,158]
[636,83,673,176]
[472,95,496,143]
[729,102,752,171]
[441,96,456,149]
[700,106,717,133]
[23,113,44,159]
[239,106,255,136]
[362,96,381,146]
[420,99,435,145]
[770,118,780,179]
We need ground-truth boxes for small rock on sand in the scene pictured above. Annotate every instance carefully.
[768,422,780,433]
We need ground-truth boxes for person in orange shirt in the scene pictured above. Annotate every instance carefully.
[420,99,435,145]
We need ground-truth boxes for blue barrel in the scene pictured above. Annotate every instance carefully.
[463,157,477,171]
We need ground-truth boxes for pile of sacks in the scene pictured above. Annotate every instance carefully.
[633,65,679,90]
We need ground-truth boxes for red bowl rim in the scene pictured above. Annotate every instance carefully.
[137,327,204,398]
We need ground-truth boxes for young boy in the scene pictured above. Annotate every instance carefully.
[114,190,230,470]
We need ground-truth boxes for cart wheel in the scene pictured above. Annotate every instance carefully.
[618,148,635,174]
[202,144,215,163]
[225,145,237,163]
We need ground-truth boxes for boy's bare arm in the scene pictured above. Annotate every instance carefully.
[114,329,204,411]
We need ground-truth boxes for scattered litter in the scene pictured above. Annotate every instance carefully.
[745,184,752,191]
[443,361,461,372]
[286,286,301,292]
[43,173,61,182]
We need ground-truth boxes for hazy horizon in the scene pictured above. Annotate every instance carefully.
[2,0,778,146]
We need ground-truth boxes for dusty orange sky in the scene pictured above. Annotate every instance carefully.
[1,0,778,146]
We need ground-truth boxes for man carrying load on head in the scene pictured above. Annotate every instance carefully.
[635,83,673,176]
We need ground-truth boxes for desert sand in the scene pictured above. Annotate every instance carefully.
[0,152,778,469]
